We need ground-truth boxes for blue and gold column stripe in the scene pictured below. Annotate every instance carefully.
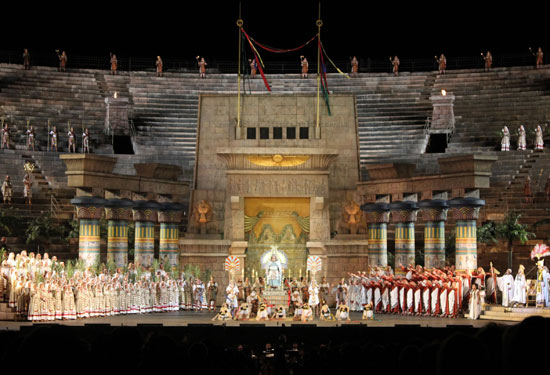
[79,219,100,267]
[159,222,179,266]
[424,221,445,269]
[368,223,388,267]
[455,220,478,271]
[107,220,129,266]
[395,222,415,275]
[135,221,155,267]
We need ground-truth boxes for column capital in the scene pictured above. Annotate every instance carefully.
[71,196,107,219]
[447,197,485,220]
[389,201,418,223]
[418,199,449,222]
[132,200,161,222]
[361,202,390,224]
[158,202,184,224]
[104,198,134,221]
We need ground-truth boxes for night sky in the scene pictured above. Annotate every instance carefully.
[5,1,546,63]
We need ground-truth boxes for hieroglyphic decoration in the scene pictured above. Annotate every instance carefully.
[227,176,329,197]
[246,155,310,167]
[218,152,337,170]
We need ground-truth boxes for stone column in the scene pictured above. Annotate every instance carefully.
[389,201,419,275]
[71,196,107,267]
[158,202,184,267]
[447,197,485,272]
[132,200,160,267]
[104,198,134,267]
[360,202,390,267]
[418,199,449,269]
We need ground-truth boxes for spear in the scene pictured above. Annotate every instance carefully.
[47,120,51,151]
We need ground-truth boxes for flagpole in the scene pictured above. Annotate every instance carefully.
[236,2,243,139]
[315,3,322,139]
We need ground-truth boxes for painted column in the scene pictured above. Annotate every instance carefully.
[360,202,390,267]
[70,196,107,267]
[389,201,419,276]
[132,200,160,268]
[104,198,134,267]
[158,202,184,267]
[418,199,449,269]
[447,197,485,272]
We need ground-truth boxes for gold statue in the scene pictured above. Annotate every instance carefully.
[338,200,366,235]
[193,200,213,224]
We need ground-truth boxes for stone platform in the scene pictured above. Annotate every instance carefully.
[480,305,550,322]
[263,289,290,307]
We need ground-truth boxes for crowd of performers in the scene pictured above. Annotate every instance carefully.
[1,123,92,153]
[216,262,550,322]
[500,124,545,152]
[0,250,222,321]
[17,47,545,79]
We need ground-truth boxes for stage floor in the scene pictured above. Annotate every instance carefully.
[0,311,516,330]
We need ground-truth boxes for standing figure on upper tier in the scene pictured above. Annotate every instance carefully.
[435,53,447,74]
[197,56,207,78]
[67,127,76,153]
[501,126,510,151]
[26,126,35,151]
[155,56,163,77]
[110,53,118,75]
[1,176,12,205]
[535,125,544,150]
[350,56,359,77]
[390,56,400,76]
[533,47,544,69]
[82,128,90,153]
[1,124,9,150]
[49,126,58,152]
[23,173,32,206]
[517,125,527,150]
[482,51,492,71]
[57,50,67,72]
[23,49,31,70]
[300,56,309,78]
[249,58,257,79]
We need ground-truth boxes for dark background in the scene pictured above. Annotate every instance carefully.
[3,1,546,67]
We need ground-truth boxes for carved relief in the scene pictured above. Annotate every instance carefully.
[191,200,218,234]
[338,201,366,235]
[227,176,328,197]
